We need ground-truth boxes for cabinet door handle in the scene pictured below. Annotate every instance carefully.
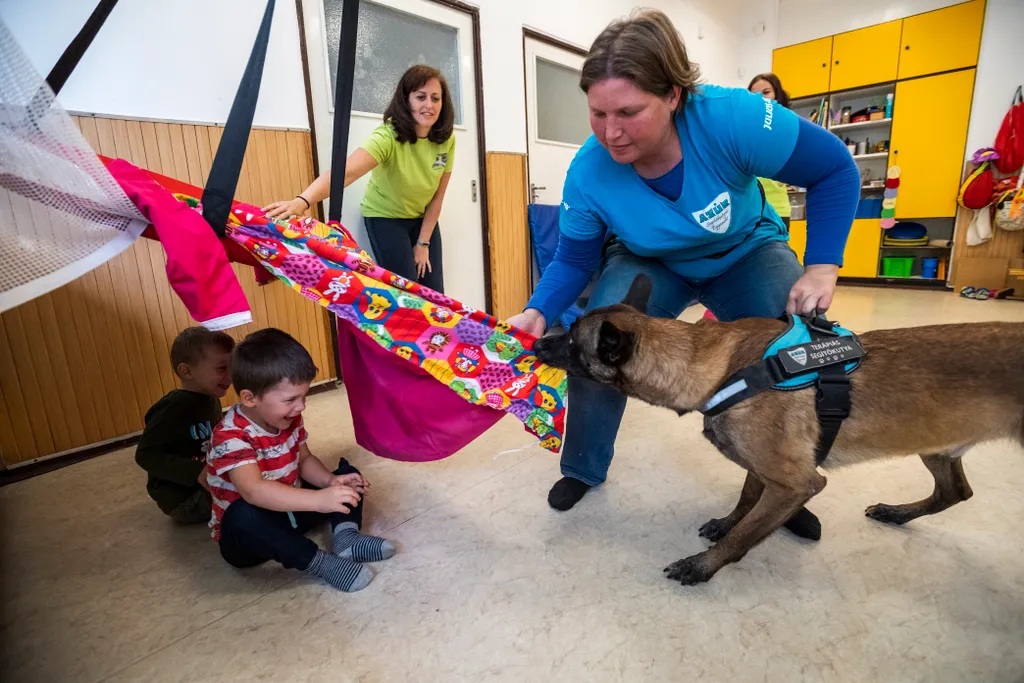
[822,63,827,67]
[904,45,911,50]
[835,60,840,65]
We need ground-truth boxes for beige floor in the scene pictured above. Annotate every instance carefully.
[2,287,1023,683]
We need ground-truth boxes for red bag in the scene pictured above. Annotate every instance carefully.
[994,86,1024,174]
[958,162,995,209]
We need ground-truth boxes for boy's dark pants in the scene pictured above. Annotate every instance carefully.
[218,458,363,570]
[168,486,213,524]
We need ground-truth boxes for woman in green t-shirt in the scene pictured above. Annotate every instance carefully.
[265,65,455,293]
[748,72,793,227]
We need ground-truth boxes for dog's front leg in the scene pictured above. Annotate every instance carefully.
[665,474,826,585]
[698,471,764,542]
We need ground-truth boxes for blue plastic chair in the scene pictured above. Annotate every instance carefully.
[527,203,586,330]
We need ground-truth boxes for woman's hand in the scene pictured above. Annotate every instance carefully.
[414,244,431,279]
[262,197,309,220]
[506,309,547,338]
[787,264,840,315]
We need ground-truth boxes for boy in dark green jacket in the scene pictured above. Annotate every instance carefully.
[135,327,234,523]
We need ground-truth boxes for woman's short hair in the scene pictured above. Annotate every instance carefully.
[580,8,702,113]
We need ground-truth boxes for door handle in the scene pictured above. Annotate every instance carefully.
[471,179,477,203]
[530,183,546,203]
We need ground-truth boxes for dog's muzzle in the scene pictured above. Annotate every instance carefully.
[533,333,571,370]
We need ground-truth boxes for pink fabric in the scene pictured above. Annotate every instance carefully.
[336,319,505,462]
[107,159,252,330]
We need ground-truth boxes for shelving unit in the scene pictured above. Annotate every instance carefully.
[828,119,892,133]
[772,0,986,290]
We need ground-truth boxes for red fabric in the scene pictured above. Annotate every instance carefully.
[335,320,504,462]
[206,407,307,540]
[994,90,1024,174]
[106,159,253,328]
[99,155,274,285]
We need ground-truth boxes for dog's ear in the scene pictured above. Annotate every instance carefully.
[622,274,652,314]
[597,320,636,367]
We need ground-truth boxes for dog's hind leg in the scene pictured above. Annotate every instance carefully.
[699,471,764,542]
[865,450,973,526]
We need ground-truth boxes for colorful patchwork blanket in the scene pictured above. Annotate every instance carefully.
[180,197,568,453]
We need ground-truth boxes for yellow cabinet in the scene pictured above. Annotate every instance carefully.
[788,220,808,265]
[890,69,975,218]
[830,21,903,91]
[788,219,881,279]
[897,0,985,79]
[772,37,833,99]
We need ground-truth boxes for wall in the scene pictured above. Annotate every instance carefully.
[963,0,1024,156]
[0,0,308,129]
[775,0,961,47]
[479,0,738,153]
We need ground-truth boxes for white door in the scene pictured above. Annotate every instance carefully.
[301,0,486,310]
[524,37,588,207]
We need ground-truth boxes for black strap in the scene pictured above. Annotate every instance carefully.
[806,318,850,465]
[44,0,119,96]
[813,364,850,464]
[701,361,779,417]
[200,0,276,238]
[328,0,361,221]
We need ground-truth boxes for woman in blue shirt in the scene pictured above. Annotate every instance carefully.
[507,9,859,537]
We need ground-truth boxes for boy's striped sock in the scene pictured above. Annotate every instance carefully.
[332,522,396,562]
[304,550,373,592]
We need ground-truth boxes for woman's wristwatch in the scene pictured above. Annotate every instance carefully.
[416,240,430,247]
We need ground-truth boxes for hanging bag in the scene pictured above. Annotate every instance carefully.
[994,172,1024,232]
[994,86,1024,174]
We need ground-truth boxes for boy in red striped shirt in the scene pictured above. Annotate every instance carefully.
[207,328,395,592]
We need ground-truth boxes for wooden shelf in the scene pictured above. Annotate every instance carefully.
[852,152,889,160]
[880,244,951,250]
[829,119,892,132]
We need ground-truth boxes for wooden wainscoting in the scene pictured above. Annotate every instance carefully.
[0,115,334,468]
[485,152,531,320]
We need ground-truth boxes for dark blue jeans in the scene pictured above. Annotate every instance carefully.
[364,216,444,293]
[560,239,804,486]
[219,458,363,571]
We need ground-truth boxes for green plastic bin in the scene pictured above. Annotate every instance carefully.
[881,256,914,278]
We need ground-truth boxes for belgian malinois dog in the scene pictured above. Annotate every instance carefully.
[533,274,1024,585]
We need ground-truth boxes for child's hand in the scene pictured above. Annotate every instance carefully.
[315,485,361,514]
[330,473,370,494]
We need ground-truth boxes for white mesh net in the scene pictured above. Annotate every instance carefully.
[0,18,148,312]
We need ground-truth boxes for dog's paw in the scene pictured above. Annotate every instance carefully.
[698,517,733,542]
[865,503,914,526]
[663,553,716,585]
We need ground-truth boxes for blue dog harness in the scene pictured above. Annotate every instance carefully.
[700,314,866,464]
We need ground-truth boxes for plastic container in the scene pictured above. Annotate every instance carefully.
[921,257,939,279]
[882,257,914,278]
[856,197,883,218]
[885,93,894,119]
